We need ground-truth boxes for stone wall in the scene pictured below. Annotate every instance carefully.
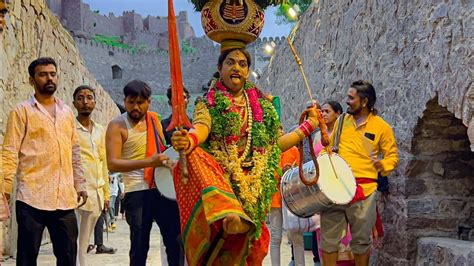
[74,36,220,104]
[258,0,473,264]
[61,0,82,31]
[82,8,124,37]
[144,15,164,33]
[259,0,472,142]
[47,1,195,42]
[0,0,120,254]
[45,0,61,15]
[71,32,285,111]
[416,237,474,265]
[406,98,474,260]
[127,30,161,48]
[123,10,143,34]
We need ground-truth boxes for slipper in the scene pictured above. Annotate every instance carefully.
[87,244,95,254]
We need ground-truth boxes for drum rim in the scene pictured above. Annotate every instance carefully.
[153,148,179,200]
[281,153,357,216]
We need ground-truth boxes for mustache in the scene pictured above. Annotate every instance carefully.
[44,82,56,88]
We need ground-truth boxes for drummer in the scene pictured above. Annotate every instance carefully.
[105,80,183,266]
[161,84,192,146]
[320,80,398,266]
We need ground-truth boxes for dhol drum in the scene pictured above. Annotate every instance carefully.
[154,148,179,200]
[281,153,356,218]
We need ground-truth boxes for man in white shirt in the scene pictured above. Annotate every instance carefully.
[73,85,115,264]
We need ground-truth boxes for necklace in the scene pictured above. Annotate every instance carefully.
[204,81,282,238]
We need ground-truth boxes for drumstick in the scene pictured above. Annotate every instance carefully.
[327,154,339,179]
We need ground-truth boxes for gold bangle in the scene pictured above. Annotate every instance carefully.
[307,118,319,130]
[294,128,305,140]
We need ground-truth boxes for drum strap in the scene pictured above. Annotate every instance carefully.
[150,118,162,152]
[332,113,346,153]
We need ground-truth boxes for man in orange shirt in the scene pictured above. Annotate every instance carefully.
[320,80,398,266]
[1,57,87,265]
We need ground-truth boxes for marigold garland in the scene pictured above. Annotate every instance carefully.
[204,80,281,237]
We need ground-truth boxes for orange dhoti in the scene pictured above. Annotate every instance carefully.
[173,147,269,265]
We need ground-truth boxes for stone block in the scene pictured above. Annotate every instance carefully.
[413,139,456,155]
[406,160,429,177]
[455,256,467,266]
[468,252,474,266]
[406,178,427,196]
[407,199,435,215]
[416,237,474,266]
[407,217,459,231]
[438,199,467,217]
[432,161,445,176]
[380,228,409,259]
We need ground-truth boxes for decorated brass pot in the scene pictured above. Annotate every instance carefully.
[201,0,265,45]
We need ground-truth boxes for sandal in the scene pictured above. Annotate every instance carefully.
[87,244,95,254]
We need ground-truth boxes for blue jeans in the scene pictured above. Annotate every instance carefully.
[108,195,117,224]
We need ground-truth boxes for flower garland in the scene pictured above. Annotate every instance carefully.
[205,81,281,237]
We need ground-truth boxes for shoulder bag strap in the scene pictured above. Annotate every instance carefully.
[332,113,346,153]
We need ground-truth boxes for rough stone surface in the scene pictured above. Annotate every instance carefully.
[46,0,195,40]
[257,0,473,264]
[72,35,287,117]
[73,35,219,104]
[0,0,120,255]
[258,0,473,145]
[416,237,474,266]
[44,1,287,117]
[406,99,474,261]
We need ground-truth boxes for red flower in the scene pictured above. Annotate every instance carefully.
[247,88,263,122]
[225,135,239,144]
[206,89,216,107]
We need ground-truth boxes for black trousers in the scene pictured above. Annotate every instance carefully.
[16,201,78,266]
[312,231,320,262]
[123,189,182,266]
[93,212,105,245]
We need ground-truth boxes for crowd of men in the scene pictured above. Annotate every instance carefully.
[0,2,398,265]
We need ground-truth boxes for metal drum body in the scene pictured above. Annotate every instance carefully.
[281,153,356,218]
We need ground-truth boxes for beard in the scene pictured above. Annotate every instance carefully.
[38,82,57,95]
[79,110,92,117]
[347,105,362,115]
[128,110,145,122]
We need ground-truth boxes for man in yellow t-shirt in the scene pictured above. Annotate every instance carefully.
[320,80,399,266]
